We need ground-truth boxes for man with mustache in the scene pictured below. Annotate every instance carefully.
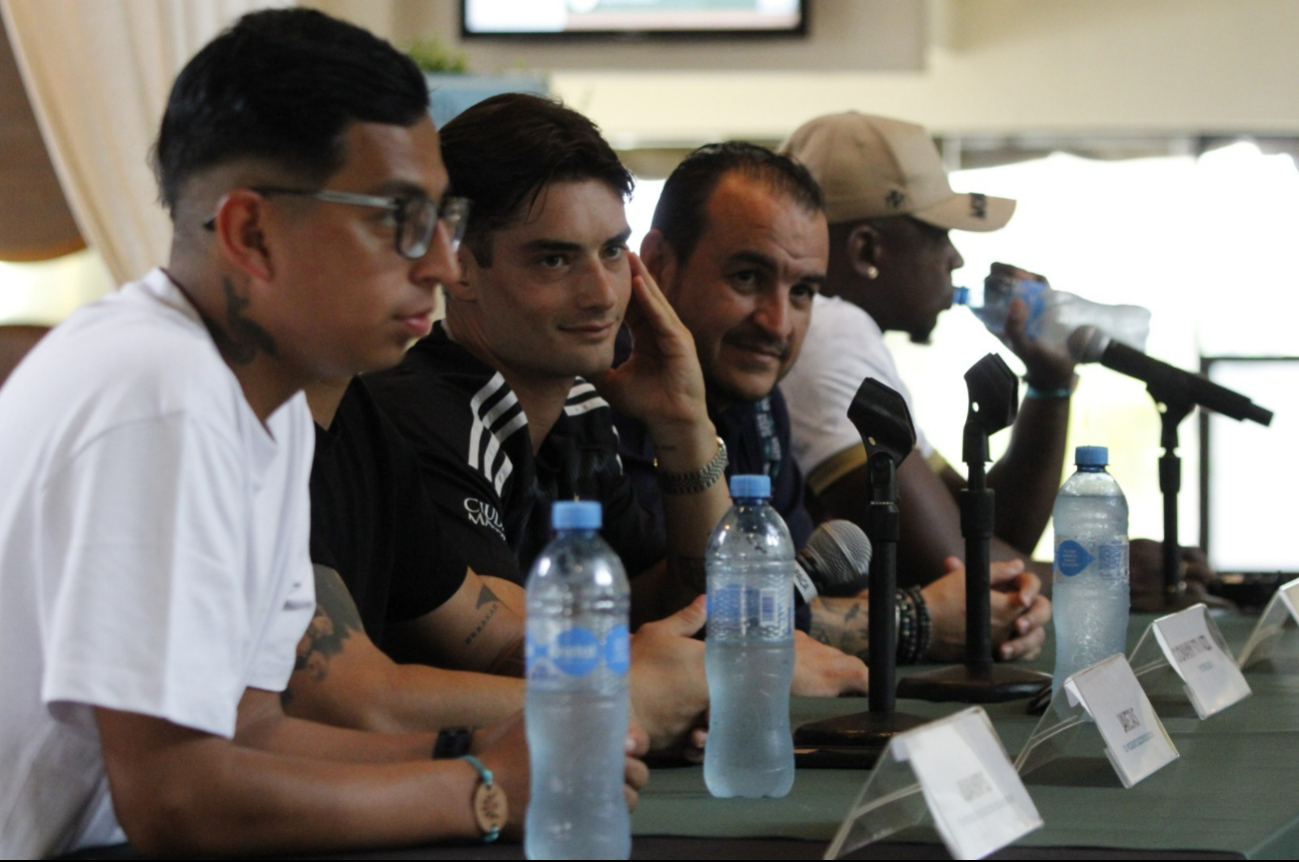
[615,143,1051,664]
[366,94,869,697]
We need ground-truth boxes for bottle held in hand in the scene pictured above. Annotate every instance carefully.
[955,270,1151,352]
[704,474,796,799]
[525,501,631,859]
[1051,446,1131,695]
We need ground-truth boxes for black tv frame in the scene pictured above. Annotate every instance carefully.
[460,0,809,41]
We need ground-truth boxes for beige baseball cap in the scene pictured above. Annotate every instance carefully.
[780,112,1015,231]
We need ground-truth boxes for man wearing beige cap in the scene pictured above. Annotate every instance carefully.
[778,112,1076,602]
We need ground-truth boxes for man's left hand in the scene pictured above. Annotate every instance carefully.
[994,262,1077,390]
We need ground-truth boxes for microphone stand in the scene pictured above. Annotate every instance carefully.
[897,355,1050,703]
[793,379,927,750]
[1148,384,1198,609]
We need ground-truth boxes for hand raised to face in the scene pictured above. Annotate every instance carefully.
[591,252,714,464]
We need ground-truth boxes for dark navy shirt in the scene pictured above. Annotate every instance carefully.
[611,329,817,628]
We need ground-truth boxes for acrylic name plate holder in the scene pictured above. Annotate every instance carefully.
[825,707,1041,861]
[1236,577,1299,669]
[1014,654,1178,789]
[1127,603,1251,718]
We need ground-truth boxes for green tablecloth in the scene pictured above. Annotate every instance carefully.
[631,613,1299,859]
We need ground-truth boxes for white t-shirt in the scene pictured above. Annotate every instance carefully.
[0,269,316,858]
[783,294,935,494]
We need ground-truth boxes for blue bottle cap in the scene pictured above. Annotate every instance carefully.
[552,500,602,530]
[1075,446,1109,467]
[729,474,771,499]
[952,285,970,306]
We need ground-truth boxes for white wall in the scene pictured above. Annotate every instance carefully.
[309,0,1299,146]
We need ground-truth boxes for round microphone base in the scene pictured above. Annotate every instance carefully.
[897,662,1050,704]
[793,709,929,750]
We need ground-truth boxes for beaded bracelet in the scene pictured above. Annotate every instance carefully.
[894,587,931,665]
[911,586,932,661]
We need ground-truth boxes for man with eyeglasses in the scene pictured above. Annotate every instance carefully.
[0,10,649,857]
[202,187,471,258]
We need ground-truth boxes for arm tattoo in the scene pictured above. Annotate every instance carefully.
[463,584,501,647]
[285,565,364,706]
[809,596,870,662]
[203,276,278,365]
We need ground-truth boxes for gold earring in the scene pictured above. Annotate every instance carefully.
[865,264,880,280]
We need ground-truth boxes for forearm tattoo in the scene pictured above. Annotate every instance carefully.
[809,596,870,662]
[284,565,364,706]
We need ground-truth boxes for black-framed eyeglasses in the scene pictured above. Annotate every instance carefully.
[203,187,470,259]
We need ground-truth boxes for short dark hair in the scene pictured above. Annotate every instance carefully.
[153,8,429,217]
[652,142,825,264]
[439,93,633,266]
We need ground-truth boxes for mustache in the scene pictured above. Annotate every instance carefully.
[722,327,791,360]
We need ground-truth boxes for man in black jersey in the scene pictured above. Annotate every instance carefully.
[367,94,870,696]
[290,372,714,754]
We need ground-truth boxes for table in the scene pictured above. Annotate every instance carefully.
[628,612,1299,859]
[69,613,1299,860]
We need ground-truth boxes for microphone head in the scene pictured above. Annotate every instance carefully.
[799,520,872,596]
[1067,325,1109,364]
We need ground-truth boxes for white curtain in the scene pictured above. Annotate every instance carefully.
[0,0,290,285]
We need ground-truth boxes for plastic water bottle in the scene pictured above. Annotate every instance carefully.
[954,272,1151,352]
[525,500,631,860]
[704,474,796,798]
[1051,446,1130,695]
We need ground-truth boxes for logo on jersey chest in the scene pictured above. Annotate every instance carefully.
[464,497,506,540]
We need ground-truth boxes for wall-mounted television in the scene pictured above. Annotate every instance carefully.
[462,0,808,39]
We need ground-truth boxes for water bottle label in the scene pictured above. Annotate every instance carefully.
[1098,541,1128,581]
[1056,540,1096,577]
[759,588,779,627]
[526,627,602,679]
[605,624,630,676]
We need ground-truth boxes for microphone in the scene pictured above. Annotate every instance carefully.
[1067,325,1273,426]
[793,520,873,605]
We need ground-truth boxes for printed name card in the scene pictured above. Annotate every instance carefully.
[895,708,1042,860]
[1237,577,1299,669]
[1150,604,1251,718]
[824,708,1040,861]
[1064,654,1179,788]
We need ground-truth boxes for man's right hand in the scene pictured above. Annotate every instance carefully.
[921,557,1051,662]
[1130,539,1218,612]
[792,630,870,696]
[629,595,709,755]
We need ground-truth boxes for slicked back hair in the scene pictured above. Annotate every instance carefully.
[439,93,633,266]
[153,8,429,218]
[652,142,825,265]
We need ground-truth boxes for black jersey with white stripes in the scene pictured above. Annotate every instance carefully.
[365,322,665,586]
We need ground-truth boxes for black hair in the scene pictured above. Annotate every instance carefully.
[153,8,429,217]
[438,93,633,266]
[651,142,825,264]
